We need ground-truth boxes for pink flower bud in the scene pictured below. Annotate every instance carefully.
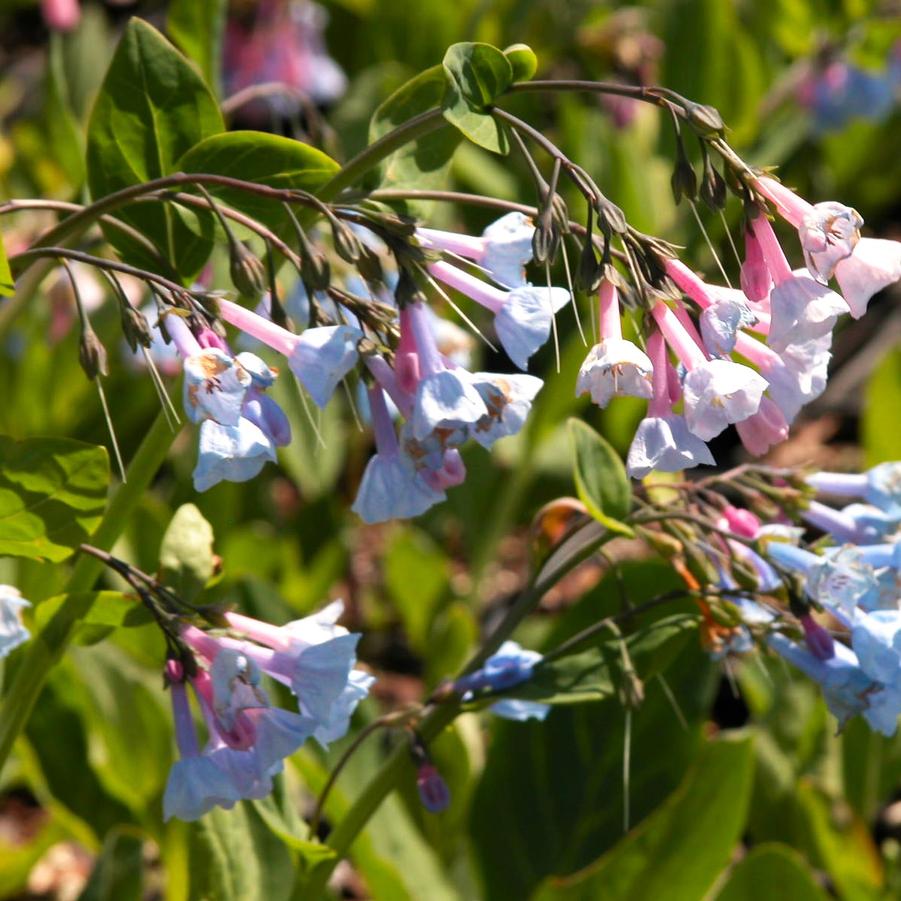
[740,226,772,302]
[801,614,835,660]
[721,506,761,539]
[42,0,80,31]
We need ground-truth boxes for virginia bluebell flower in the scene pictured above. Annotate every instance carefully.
[455,641,551,722]
[428,260,570,370]
[418,211,535,288]
[577,281,653,407]
[807,463,901,514]
[626,331,714,478]
[416,763,451,813]
[216,299,362,408]
[754,177,901,319]
[352,385,445,524]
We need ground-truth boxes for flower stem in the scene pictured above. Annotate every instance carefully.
[303,524,612,896]
[0,410,178,771]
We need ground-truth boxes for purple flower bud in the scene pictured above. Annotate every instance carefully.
[416,763,451,813]
[801,614,835,660]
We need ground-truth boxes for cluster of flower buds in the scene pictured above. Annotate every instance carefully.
[165,600,373,821]
[576,176,901,478]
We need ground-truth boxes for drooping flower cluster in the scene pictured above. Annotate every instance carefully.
[712,461,901,736]
[164,600,373,821]
[574,177,901,479]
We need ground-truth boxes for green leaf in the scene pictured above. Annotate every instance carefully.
[470,565,717,899]
[189,802,295,901]
[43,35,85,188]
[34,591,153,638]
[567,418,632,534]
[66,645,172,813]
[160,503,215,601]
[714,843,828,901]
[441,42,513,154]
[504,43,538,83]
[368,65,461,210]
[167,0,227,94]
[86,18,224,279]
[176,131,340,235]
[507,614,698,706]
[0,435,109,562]
[0,233,13,296]
[384,529,449,650]
[534,734,755,900]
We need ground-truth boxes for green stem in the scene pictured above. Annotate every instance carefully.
[304,524,612,897]
[315,108,448,202]
[0,411,178,771]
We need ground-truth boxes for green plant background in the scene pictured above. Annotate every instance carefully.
[0,1,899,898]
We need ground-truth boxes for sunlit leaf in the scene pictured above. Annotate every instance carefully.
[160,503,215,602]
[86,18,224,279]
[441,42,512,154]
[567,418,632,535]
[0,435,108,562]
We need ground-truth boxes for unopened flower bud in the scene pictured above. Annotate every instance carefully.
[531,219,559,265]
[120,304,153,352]
[685,102,724,136]
[700,156,727,211]
[596,196,628,235]
[416,763,450,813]
[357,246,384,285]
[331,220,362,263]
[79,326,108,380]
[739,225,771,302]
[800,614,835,661]
[671,146,697,204]
[229,242,267,301]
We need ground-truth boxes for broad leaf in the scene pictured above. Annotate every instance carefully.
[470,566,717,899]
[714,844,828,901]
[534,734,755,900]
[368,65,460,211]
[384,528,449,650]
[176,130,340,235]
[567,418,632,535]
[0,233,12,296]
[35,591,153,640]
[167,0,227,94]
[160,503,215,601]
[442,42,513,154]
[0,435,108,562]
[86,18,224,279]
[189,802,295,901]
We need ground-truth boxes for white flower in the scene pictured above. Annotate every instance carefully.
[682,359,768,441]
[0,586,30,659]
[626,414,715,478]
[576,338,653,407]
[834,238,901,319]
[799,201,863,283]
[767,270,848,353]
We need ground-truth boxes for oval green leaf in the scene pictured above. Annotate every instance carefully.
[0,436,109,562]
[176,130,340,234]
[441,42,513,154]
[567,418,632,535]
[86,18,224,279]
